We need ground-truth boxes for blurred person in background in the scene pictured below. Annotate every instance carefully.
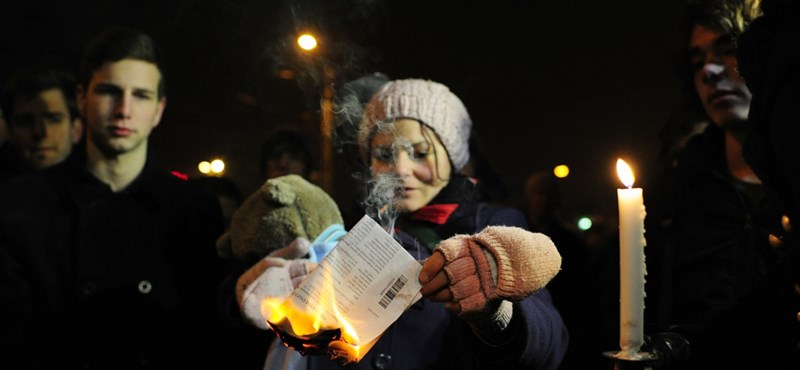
[259,126,317,182]
[0,68,83,183]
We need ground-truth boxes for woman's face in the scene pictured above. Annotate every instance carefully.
[688,23,751,131]
[369,119,451,213]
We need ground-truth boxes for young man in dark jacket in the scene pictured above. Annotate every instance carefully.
[0,27,228,369]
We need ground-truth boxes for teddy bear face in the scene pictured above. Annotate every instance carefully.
[217,174,343,264]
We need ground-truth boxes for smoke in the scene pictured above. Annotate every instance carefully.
[351,118,407,235]
[332,72,390,156]
[250,0,398,231]
[253,0,389,110]
[329,72,394,234]
[360,172,402,233]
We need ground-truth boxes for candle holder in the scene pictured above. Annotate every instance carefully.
[605,332,690,369]
[602,350,658,370]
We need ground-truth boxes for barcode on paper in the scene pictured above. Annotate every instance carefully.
[378,275,408,309]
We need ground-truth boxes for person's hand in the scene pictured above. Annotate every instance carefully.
[418,226,561,314]
[237,256,317,329]
[419,250,460,312]
[267,237,311,259]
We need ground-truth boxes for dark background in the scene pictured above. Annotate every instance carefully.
[1,0,688,230]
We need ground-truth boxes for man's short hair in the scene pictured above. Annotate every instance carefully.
[80,27,166,98]
[1,68,78,123]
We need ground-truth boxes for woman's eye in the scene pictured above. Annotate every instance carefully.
[373,147,394,162]
[413,150,429,160]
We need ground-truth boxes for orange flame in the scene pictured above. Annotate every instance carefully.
[264,260,368,362]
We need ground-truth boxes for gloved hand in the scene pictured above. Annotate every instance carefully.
[420,226,561,314]
[267,237,311,260]
[237,255,317,330]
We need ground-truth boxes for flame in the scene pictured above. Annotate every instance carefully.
[262,297,287,323]
[321,269,360,345]
[263,260,366,362]
[616,159,635,189]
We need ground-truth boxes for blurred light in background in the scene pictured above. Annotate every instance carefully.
[278,69,296,80]
[577,216,593,231]
[297,34,317,51]
[553,164,569,178]
[198,158,226,176]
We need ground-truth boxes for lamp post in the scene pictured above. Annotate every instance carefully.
[297,32,334,193]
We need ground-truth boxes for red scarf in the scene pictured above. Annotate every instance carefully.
[409,203,460,225]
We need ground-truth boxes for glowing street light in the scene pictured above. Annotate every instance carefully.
[297,31,334,193]
[297,34,318,51]
[553,164,570,178]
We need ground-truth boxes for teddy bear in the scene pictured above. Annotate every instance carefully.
[215,174,345,265]
[216,174,347,331]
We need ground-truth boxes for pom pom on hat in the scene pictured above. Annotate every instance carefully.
[359,79,472,171]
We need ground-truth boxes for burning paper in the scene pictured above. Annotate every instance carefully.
[265,215,423,363]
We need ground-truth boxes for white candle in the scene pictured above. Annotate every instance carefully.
[616,158,647,358]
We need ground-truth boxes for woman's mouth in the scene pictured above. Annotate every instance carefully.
[707,90,739,105]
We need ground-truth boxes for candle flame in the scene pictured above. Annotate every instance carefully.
[616,159,635,188]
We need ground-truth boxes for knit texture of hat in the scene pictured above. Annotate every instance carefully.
[359,79,472,171]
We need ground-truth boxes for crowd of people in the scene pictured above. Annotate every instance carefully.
[0,0,797,369]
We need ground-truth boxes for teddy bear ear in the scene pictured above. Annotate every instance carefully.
[264,176,297,205]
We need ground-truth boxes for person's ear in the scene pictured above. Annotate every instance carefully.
[70,117,83,144]
[76,85,86,118]
[152,97,167,128]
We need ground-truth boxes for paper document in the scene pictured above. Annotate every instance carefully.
[267,214,423,362]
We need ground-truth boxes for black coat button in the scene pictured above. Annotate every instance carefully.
[138,280,152,294]
[81,282,96,296]
[372,353,392,369]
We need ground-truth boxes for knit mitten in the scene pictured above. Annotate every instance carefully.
[237,256,317,329]
[462,299,515,345]
[435,226,561,314]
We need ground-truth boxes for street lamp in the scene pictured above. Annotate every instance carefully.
[296,32,334,193]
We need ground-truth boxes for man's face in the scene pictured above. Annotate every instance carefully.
[688,23,752,131]
[265,152,308,180]
[79,59,165,157]
[9,88,83,170]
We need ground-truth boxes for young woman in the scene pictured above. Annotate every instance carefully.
[234,78,568,370]
[322,78,568,370]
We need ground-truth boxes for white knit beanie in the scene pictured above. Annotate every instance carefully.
[359,79,472,172]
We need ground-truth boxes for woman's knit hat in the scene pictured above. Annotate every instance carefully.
[358,79,472,171]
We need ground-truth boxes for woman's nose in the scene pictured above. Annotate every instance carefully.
[392,151,413,176]
[701,63,725,85]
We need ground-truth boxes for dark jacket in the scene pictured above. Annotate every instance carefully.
[662,124,798,368]
[0,161,228,369]
[307,175,569,370]
[0,141,27,184]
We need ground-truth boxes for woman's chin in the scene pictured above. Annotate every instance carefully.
[397,200,421,214]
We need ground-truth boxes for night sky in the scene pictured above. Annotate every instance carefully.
[1,0,689,230]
